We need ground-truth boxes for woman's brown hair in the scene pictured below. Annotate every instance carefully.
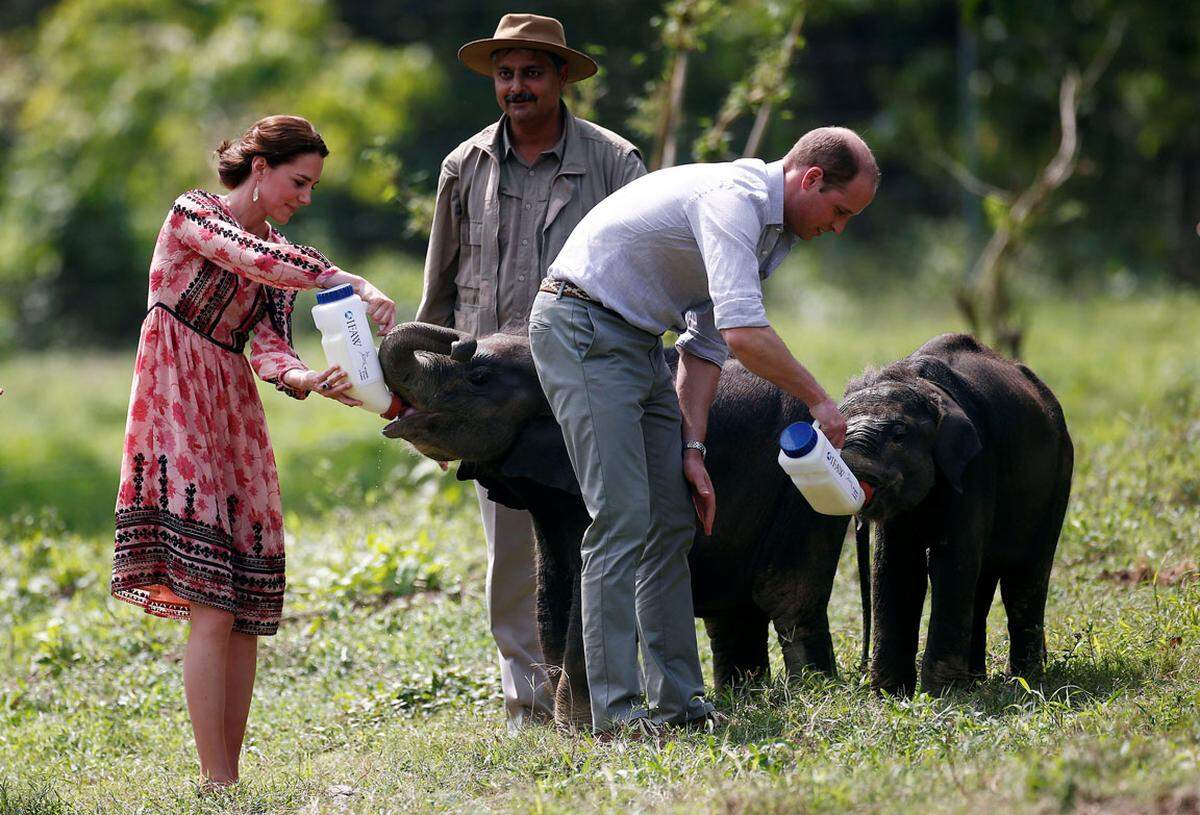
[215,115,329,190]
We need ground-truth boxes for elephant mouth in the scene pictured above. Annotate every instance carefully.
[854,474,905,521]
[381,396,430,439]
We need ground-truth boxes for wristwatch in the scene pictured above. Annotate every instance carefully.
[683,440,707,458]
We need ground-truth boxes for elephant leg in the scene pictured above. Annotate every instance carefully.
[870,520,927,695]
[704,605,770,690]
[1003,470,1070,682]
[554,567,593,730]
[969,571,999,679]
[534,534,570,684]
[762,515,846,681]
[772,607,835,679]
[921,505,987,695]
[999,560,1053,681]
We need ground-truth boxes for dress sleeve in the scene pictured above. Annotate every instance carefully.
[249,287,309,400]
[167,191,340,291]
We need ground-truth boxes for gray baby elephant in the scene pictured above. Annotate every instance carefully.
[839,333,1073,696]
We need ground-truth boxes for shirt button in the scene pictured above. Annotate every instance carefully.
[518,275,526,281]
[524,203,531,210]
[528,170,535,176]
[522,239,528,246]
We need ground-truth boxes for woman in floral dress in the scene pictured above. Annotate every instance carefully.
[110,115,396,787]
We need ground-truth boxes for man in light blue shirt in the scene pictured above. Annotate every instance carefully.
[528,127,878,733]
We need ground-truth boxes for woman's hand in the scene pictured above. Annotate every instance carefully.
[353,278,397,335]
[683,449,716,535]
[283,366,363,407]
[321,270,397,335]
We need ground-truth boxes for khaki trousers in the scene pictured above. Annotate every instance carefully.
[475,483,554,730]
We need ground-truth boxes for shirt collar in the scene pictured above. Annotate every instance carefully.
[500,108,567,165]
[765,159,786,227]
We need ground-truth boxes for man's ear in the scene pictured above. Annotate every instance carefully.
[498,416,581,498]
[802,165,824,190]
[933,395,982,493]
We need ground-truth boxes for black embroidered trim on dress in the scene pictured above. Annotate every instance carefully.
[112,452,285,636]
[145,303,246,354]
[173,190,330,277]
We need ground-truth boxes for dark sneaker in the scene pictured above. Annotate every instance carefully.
[594,716,663,744]
[679,710,730,733]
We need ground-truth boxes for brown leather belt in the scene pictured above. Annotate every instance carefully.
[539,278,601,306]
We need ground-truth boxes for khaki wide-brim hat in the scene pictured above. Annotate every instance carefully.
[458,13,598,83]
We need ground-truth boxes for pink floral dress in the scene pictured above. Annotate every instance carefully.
[111,189,339,635]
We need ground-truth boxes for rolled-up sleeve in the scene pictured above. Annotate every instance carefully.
[675,302,728,367]
[684,186,769,331]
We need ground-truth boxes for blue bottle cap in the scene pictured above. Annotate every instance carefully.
[315,284,355,304]
[779,421,818,458]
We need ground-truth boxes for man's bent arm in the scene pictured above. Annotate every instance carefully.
[676,349,723,444]
[721,325,847,446]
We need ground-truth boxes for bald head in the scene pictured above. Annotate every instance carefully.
[783,127,879,192]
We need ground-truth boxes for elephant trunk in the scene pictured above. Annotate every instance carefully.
[855,519,871,673]
[380,322,474,395]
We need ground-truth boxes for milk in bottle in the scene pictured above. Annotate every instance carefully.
[777,421,870,515]
[311,284,400,417]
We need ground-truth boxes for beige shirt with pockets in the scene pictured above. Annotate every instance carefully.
[416,105,646,336]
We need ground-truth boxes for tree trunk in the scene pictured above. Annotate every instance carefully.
[653,51,690,170]
[742,12,804,158]
[1177,150,1200,286]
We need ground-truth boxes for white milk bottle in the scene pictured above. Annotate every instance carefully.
[311,284,400,417]
[777,421,869,515]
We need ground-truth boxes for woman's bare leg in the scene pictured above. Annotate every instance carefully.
[224,631,258,779]
[184,603,236,784]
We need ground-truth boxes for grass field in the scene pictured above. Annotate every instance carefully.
[2,284,1199,814]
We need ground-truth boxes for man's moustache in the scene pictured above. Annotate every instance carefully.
[506,94,537,103]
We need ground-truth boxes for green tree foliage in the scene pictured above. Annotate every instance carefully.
[875,0,1198,287]
[0,0,1195,350]
[0,0,444,347]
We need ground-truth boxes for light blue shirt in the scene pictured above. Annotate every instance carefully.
[548,158,795,366]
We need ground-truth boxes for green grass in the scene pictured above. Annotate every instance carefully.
[2,287,1200,813]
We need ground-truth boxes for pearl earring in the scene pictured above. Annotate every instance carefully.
[252,182,260,203]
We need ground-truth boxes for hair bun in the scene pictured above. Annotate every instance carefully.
[214,115,328,190]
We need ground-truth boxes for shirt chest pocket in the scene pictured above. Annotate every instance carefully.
[462,220,484,247]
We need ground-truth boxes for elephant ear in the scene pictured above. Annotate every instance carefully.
[932,394,982,493]
[497,416,582,498]
[455,460,527,510]
[910,354,984,493]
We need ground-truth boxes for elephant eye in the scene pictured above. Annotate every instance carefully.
[466,367,491,385]
[888,422,908,440]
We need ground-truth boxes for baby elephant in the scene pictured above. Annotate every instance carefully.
[839,333,1073,695]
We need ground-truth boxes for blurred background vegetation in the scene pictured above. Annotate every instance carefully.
[1,7,1199,807]
[0,0,1195,353]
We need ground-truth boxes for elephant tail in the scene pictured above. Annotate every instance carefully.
[855,518,871,673]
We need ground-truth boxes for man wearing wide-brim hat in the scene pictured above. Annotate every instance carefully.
[416,13,646,733]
